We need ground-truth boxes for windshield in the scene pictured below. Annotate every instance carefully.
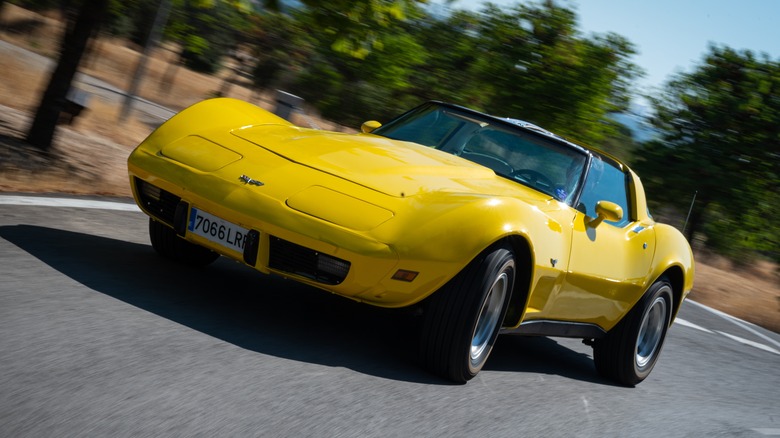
[373,103,588,204]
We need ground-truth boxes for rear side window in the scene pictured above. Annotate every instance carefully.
[576,157,631,227]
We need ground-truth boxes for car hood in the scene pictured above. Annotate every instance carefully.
[232,125,545,201]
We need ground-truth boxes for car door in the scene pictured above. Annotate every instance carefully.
[536,156,656,330]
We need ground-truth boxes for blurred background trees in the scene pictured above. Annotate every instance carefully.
[470,3,640,146]
[23,0,108,149]
[3,0,778,263]
[636,46,780,262]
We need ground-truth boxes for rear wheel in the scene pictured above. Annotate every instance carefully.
[148,218,219,266]
[420,244,514,383]
[593,277,673,386]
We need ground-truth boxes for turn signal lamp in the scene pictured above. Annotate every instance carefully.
[392,269,419,282]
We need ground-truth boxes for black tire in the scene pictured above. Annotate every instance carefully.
[593,277,673,386]
[148,218,219,266]
[419,244,515,383]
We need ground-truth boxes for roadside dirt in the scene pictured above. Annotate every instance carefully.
[1,4,778,332]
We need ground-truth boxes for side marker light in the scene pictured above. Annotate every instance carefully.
[392,270,419,282]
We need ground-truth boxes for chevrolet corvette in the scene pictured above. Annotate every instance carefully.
[128,98,694,385]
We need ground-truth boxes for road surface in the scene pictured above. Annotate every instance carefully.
[1,195,778,437]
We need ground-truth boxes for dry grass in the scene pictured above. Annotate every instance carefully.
[1,4,778,332]
[687,253,779,332]
[0,5,342,144]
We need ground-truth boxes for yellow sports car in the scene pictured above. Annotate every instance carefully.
[128,98,694,385]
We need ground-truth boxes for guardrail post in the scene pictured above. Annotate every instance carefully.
[59,88,90,125]
[274,90,304,121]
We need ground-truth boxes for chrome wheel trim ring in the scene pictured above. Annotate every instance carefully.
[636,289,670,369]
[470,270,509,369]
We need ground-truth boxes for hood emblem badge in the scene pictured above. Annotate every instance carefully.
[239,175,264,186]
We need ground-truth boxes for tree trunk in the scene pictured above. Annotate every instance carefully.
[25,0,108,150]
[0,1,7,31]
[159,46,183,95]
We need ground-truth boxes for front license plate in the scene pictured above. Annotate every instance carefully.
[187,207,250,254]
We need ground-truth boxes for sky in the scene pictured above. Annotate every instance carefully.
[450,0,780,98]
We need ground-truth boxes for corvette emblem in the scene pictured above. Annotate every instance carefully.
[239,175,264,186]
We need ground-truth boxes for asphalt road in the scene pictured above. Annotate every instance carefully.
[1,195,779,437]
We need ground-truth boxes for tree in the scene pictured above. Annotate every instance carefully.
[404,10,486,106]
[245,11,313,91]
[288,0,641,136]
[636,46,780,261]
[25,0,108,150]
[299,0,424,59]
[291,15,427,126]
[177,0,251,73]
[284,0,428,125]
[472,1,641,146]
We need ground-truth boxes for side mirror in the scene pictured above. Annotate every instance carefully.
[361,120,382,133]
[589,200,623,227]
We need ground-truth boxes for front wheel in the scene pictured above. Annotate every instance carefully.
[419,244,515,383]
[593,277,673,386]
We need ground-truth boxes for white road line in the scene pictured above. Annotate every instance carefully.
[753,428,780,436]
[677,303,780,354]
[674,318,712,333]
[0,195,141,212]
[716,331,780,355]
[687,300,780,350]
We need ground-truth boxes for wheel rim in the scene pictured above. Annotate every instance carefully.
[635,291,669,369]
[470,271,509,369]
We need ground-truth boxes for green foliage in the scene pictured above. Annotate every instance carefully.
[600,118,638,163]
[174,0,251,73]
[471,2,641,146]
[9,0,133,35]
[124,0,159,45]
[636,46,780,261]
[291,35,424,126]
[404,10,486,106]
[298,0,424,59]
[246,11,313,90]
[288,5,427,126]
[703,194,780,264]
[289,0,639,136]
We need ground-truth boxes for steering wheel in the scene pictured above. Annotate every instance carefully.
[511,169,554,190]
[459,151,514,176]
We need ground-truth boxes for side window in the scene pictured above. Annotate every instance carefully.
[577,157,631,227]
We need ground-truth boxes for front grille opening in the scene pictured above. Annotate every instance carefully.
[268,236,350,285]
[135,178,181,225]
